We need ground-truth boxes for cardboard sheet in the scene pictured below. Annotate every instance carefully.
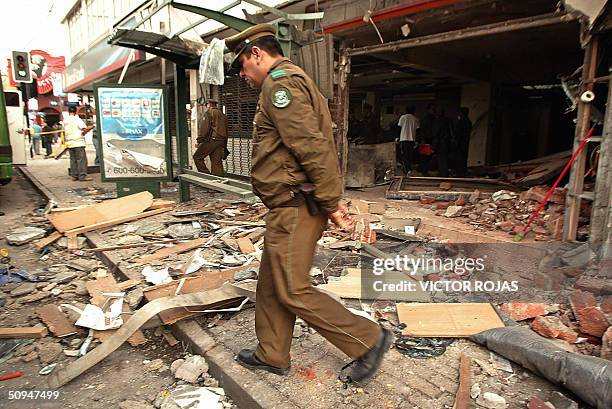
[397,303,504,337]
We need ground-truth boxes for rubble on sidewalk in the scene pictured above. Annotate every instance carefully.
[414,185,585,241]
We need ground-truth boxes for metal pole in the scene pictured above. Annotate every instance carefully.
[174,65,190,201]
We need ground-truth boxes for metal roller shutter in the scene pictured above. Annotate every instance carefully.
[220,76,258,178]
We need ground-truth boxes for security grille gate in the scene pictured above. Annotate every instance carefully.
[220,76,259,178]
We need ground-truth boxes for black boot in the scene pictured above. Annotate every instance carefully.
[346,328,393,386]
[235,349,290,376]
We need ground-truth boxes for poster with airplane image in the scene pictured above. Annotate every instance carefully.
[94,84,172,181]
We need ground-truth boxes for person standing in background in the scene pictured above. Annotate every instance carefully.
[64,107,94,181]
[432,106,452,177]
[418,104,436,176]
[30,120,42,156]
[397,105,419,174]
[41,119,54,157]
[193,99,228,176]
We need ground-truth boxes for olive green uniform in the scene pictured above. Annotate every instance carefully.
[251,58,379,368]
[193,107,227,176]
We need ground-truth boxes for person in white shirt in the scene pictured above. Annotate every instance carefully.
[397,105,419,174]
[63,106,94,181]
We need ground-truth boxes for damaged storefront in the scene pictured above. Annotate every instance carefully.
[324,0,611,249]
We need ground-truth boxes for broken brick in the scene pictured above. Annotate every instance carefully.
[577,306,609,337]
[531,316,578,343]
[444,205,463,218]
[533,271,564,291]
[468,189,481,204]
[601,296,612,317]
[439,182,452,190]
[545,214,564,240]
[496,220,514,232]
[454,195,466,206]
[574,277,612,295]
[501,303,549,321]
[601,327,612,361]
[420,195,435,205]
[569,290,597,318]
[435,202,451,209]
[527,397,550,409]
[424,273,441,282]
[555,265,584,278]
[532,225,548,235]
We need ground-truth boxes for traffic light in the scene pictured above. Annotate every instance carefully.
[11,51,32,83]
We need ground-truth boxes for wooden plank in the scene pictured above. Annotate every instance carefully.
[589,75,612,245]
[0,327,48,339]
[318,268,429,302]
[67,235,79,250]
[160,328,179,346]
[81,239,178,252]
[49,205,87,213]
[64,207,172,236]
[245,227,266,242]
[48,191,154,232]
[34,231,63,250]
[148,199,176,210]
[135,237,208,264]
[117,279,142,291]
[396,303,504,337]
[47,284,245,389]
[453,353,471,409]
[565,36,599,241]
[36,304,78,337]
[236,237,256,254]
[514,158,567,186]
[142,269,239,324]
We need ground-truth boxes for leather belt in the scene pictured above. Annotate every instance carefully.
[277,193,305,208]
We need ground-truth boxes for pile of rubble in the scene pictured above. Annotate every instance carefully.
[418,185,592,241]
[500,290,611,360]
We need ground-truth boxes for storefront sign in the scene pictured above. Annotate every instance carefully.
[64,40,143,92]
[30,50,66,95]
[93,84,171,181]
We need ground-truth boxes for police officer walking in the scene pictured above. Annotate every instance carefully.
[226,24,392,386]
[193,99,228,176]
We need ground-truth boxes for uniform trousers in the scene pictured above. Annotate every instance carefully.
[68,147,88,180]
[193,139,225,176]
[254,203,380,368]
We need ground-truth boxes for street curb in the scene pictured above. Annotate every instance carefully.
[17,165,59,203]
[171,320,292,409]
[83,231,131,281]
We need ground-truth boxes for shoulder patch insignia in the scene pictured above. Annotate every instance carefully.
[271,87,292,108]
[270,69,287,79]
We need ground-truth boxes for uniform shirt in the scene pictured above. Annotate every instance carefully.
[198,107,228,143]
[250,58,341,213]
[397,113,419,142]
[63,114,87,148]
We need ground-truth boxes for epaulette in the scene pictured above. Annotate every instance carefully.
[270,69,287,80]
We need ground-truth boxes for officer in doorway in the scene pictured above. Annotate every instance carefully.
[193,99,228,176]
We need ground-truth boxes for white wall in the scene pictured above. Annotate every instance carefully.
[460,83,491,166]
